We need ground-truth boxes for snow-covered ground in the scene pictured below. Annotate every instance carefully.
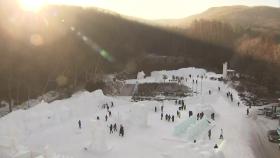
[0,67,279,158]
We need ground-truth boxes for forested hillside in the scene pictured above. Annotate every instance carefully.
[0,4,233,104]
[184,19,280,97]
[155,6,280,32]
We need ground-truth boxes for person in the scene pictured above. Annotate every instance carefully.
[161,113,163,120]
[175,100,178,105]
[78,120,82,129]
[97,116,100,120]
[113,123,117,132]
[107,104,109,110]
[172,115,174,122]
[105,115,108,121]
[111,102,114,107]
[218,87,220,91]
[201,112,204,119]
[197,113,199,120]
[238,102,240,106]
[211,113,215,120]
[178,112,181,118]
[109,124,113,134]
[219,128,224,139]
[168,115,171,122]
[108,111,112,117]
[167,115,169,122]
[155,106,157,112]
[119,125,124,137]
[161,105,164,112]
[165,114,168,120]
[189,111,193,117]
[209,90,211,95]
[208,129,211,140]
[214,144,218,149]
[247,108,249,116]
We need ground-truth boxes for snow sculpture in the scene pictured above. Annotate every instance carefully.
[0,134,32,158]
[186,118,211,140]
[85,120,111,153]
[137,71,145,80]
[174,116,196,136]
[92,90,105,97]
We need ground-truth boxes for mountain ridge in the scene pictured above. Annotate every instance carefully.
[153,5,280,32]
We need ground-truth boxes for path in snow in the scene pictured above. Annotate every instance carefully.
[185,75,280,158]
[249,113,280,158]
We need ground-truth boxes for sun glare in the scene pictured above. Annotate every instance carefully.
[20,0,46,12]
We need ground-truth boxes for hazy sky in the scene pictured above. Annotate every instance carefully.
[47,0,280,19]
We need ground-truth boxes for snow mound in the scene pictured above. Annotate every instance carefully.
[85,120,112,154]
[91,89,105,97]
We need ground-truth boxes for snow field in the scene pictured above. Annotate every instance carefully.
[0,68,263,158]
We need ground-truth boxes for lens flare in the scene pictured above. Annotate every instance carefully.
[20,0,46,13]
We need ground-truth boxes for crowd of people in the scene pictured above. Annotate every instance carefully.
[77,101,126,137]
[109,123,124,136]
[225,90,249,115]
[175,99,186,111]
[196,112,204,120]
[226,91,234,102]
[77,73,251,151]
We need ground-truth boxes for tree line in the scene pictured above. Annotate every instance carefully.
[186,19,280,95]
[2,4,279,105]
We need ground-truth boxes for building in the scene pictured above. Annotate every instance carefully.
[222,62,237,80]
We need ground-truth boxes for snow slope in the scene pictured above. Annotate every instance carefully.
[0,67,278,158]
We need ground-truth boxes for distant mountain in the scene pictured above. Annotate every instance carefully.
[155,6,280,32]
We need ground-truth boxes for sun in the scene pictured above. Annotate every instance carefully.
[20,0,46,12]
